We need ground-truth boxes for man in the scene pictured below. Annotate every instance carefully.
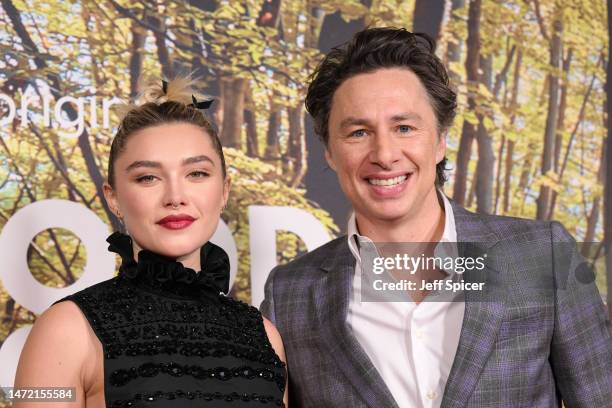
[260,27,611,407]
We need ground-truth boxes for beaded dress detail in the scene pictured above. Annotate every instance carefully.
[58,232,286,408]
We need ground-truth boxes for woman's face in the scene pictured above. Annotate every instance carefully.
[103,122,229,270]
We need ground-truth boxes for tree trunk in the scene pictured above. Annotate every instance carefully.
[517,149,534,215]
[467,172,477,208]
[536,16,562,220]
[475,54,495,214]
[446,0,465,64]
[503,139,515,213]
[220,78,247,148]
[305,6,325,48]
[492,44,516,99]
[549,66,597,219]
[583,139,605,255]
[545,47,572,220]
[288,105,307,187]
[412,0,449,41]
[503,48,521,214]
[475,127,495,214]
[264,109,281,159]
[494,136,505,213]
[244,109,258,157]
[554,48,573,172]
[453,0,481,205]
[129,21,147,100]
[148,14,174,79]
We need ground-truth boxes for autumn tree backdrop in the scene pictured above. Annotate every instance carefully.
[0,0,610,369]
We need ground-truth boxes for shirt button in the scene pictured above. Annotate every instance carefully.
[426,390,438,400]
[414,329,424,340]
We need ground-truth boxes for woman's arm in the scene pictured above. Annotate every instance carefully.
[263,316,288,407]
[13,301,98,408]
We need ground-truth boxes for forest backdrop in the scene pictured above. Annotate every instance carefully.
[0,0,611,382]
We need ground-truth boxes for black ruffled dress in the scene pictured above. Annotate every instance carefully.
[57,232,286,408]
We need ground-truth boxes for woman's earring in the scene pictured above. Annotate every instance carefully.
[115,209,124,225]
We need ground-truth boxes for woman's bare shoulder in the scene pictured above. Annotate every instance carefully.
[14,300,98,388]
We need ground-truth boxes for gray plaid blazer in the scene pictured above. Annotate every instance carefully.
[260,201,612,407]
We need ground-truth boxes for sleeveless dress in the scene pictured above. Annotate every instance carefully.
[58,232,286,408]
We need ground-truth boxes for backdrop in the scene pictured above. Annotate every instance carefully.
[0,0,610,390]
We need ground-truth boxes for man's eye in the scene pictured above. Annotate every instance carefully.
[136,175,156,183]
[350,129,367,138]
[189,171,210,178]
[398,125,413,134]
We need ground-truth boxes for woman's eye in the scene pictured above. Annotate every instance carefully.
[136,175,157,183]
[189,171,210,178]
[350,129,367,138]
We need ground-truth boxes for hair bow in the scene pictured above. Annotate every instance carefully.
[189,95,214,110]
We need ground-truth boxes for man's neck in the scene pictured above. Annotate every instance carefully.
[355,188,445,243]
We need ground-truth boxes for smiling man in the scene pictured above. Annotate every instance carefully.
[260,27,611,408]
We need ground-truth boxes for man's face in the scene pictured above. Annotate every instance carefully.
[325,68,445,225]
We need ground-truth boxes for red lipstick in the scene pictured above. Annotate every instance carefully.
[157,214,196,230]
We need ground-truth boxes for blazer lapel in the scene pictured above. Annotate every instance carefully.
[314,242,399,408]
[441,201,507,408]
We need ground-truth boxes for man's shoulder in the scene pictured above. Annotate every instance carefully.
[453,203,564,243]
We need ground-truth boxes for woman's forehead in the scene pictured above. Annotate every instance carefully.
[121,123,217,165]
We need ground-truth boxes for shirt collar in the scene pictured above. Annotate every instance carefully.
[347,189,457,263]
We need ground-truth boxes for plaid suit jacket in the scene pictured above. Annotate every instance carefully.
[260,201,612,407]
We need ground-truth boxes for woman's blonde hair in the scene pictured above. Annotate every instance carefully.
[108,76,225,187]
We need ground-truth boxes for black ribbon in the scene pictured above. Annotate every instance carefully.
[189,94,214,110]
[107,232,230,297]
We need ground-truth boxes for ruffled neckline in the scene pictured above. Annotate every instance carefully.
[106,232,230,301]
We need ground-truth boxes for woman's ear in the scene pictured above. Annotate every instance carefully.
[103,182,121,218]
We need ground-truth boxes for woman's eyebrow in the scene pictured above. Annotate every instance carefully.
[182,155,215,166]
[125,160,161,172]
[125,155,214,172]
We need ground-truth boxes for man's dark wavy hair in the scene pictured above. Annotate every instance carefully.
[305,27,457,187]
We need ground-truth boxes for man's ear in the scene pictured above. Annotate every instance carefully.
[435,132,447,164]
[103,182,120,217]
[325,148,337,172]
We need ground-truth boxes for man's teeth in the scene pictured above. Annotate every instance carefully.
[368,175,408,186]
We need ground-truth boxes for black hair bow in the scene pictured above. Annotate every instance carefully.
[190,95,214,110]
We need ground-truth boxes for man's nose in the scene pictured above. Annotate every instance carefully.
[370,132,400,168]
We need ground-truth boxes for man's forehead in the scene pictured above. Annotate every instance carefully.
[338,112,425,129]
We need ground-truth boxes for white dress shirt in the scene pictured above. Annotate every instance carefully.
[346,192,465,408]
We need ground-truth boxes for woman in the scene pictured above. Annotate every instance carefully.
[14,78,288,407]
